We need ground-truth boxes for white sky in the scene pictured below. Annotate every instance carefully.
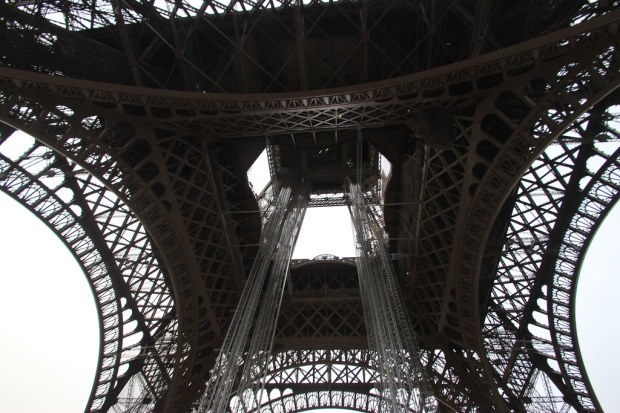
[0,161,618,411]
[0,193,98,413]
[575,206,620,410]
[247,148,357,259]
[293,206,355,259]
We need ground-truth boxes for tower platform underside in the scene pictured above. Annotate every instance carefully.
[1,1,620,412]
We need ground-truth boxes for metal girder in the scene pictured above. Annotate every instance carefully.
[450,44,620,411]
[111,0,144,87]
[0,0,608,95]
[0,9,617,139]
[276,298,367,349]
[0,1,619,412]
[0,3,171,87]
[228,348,416,412]
[0,136,177,412]
[0,92,218,412]
[452,71,616,412]
[482,97,620,412]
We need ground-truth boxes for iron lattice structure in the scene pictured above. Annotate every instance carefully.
[1,1,620,412]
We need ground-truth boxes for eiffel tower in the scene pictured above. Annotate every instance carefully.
[1,1,619,412]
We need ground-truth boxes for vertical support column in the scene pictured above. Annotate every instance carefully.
[349,182,436,413]
[198,183,307,413]
[235,188,307,411]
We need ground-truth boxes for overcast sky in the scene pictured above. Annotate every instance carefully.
[0,193,98,413]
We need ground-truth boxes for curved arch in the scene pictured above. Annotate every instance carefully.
[482,100,620,411]
[0,6,619,412]
[547,143,620,410]
[0,79,213,410]
[0,131,177,411]
[238,390,384,413]
[224,349,425,413]
[453,26,620,410]
[0,10,617,140]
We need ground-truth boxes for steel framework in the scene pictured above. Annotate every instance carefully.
[349,181,435,412]
[1,1,620,412]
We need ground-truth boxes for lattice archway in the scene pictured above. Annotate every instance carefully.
[225,349,419,413]
[481,104,620,411]
[0,129,178,412]
[239,390,384,413]
[0,82,218,410]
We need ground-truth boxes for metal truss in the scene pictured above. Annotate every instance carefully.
[289,255,356,269]
[0,131,177,412]
[226,348,421,413]
[0,1,619,412]
[277,260,365,349]
[199,185,294,412]
[482,101,620,412]
[350,182,435,412]
[199,183,308,413]
[0,85,230,411]
[2,0,600,94]
[233,189,307,411]
[0,8,618,139]
[432,27,620,413]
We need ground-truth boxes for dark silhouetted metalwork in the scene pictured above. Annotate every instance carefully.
[1,1,619,412]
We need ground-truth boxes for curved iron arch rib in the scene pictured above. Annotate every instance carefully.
[547,141,620,410]
[0,80,219,411]
[481,93,620,410]
[451,27,620,410]
[0,6,619,412]
[225,349,424,413]
[248,390,385,413]
[0,134,177,411]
